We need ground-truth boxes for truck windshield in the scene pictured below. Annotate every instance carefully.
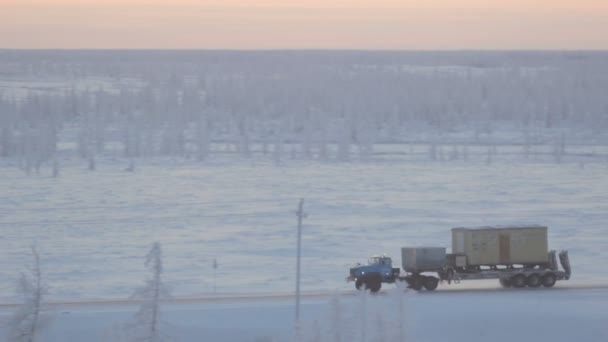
[369,257,390,265]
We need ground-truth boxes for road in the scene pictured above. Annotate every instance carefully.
[1,284,607,341]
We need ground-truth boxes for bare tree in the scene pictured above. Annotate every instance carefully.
[129,242,170,342]
[7,246,50,342]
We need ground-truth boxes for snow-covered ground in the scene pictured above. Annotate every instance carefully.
[1,286,607,342]
[1,154,607,303]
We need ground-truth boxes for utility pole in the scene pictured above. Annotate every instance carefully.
[295,198,306,324]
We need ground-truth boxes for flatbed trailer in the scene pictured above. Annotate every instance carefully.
[400,250,571,290]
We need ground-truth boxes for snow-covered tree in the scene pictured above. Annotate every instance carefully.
[196,114,210,162]
[485,146,493,165]
[552,132,566,164]
[7,246,50,342]
[128,242,171,342]
[51,159,59,178]
[336,118,351,162]
[272,125,285,166]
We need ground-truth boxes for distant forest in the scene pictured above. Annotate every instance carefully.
[1,51,607,169]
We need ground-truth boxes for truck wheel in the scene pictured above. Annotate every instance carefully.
[499,278,512,288]
[526,274,541,288]
[407,276,423,291]
[423,276,439,291]
[355,278,364,290]
[542,273,557,288]
[511,274,526,288]
[369,280,382,293]
[367,273,382,293]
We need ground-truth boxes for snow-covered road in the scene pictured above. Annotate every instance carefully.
[2,285,607,342]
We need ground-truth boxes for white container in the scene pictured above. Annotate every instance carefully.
[452,226,548,266]
[401,247,446,272]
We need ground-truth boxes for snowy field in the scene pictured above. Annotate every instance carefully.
[1,286,607,342]
[1,154,608,302]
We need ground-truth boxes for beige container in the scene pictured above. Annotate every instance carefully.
[452,226,548,266]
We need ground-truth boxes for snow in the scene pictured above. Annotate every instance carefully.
[1,287,607,341]
[1,157,607,302]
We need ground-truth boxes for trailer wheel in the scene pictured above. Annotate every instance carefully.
[511,274,526,288]
[355,278,364,290]
[499,278,512,288]
[526,274,541,288]
[542,273,557,288]
[423,276,439,291]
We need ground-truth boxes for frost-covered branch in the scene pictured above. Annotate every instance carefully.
[7,246,50,342]
[129,242,171,342]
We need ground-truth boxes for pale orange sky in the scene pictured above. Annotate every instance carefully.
[1,0,607,49]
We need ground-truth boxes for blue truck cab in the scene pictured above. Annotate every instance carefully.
[347,255,401,292]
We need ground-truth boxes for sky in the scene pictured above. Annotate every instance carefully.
[1,0,607,49]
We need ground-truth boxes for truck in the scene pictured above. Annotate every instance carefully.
[346,226,571,292]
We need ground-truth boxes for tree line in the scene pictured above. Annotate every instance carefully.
[1,51,607,170]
